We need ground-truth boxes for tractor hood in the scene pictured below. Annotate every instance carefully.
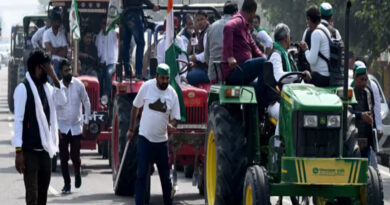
[282,84,342,112]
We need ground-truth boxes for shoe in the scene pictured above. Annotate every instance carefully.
[75,174,82,188]
[61,184,71,194]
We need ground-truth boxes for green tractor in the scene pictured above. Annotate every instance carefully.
[204,2,383,205]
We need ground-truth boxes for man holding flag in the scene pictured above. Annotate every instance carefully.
[126,63,180,205]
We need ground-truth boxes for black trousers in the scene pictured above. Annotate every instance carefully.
[59,131,81,185]
[23,150,51,205]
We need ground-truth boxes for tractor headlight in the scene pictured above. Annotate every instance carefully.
[100,95,108,106]
[303,115,318,128]
[327,115,341,128]
[89,122,100,135]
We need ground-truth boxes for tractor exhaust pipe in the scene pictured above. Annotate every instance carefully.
[342,0,352,156]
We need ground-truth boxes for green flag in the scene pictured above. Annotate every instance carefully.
[165,43,186,122]
[105,0,121,35]
[69,0,80,40]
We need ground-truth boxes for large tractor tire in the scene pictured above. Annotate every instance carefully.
[205,102,247,205]
[111,94,138,196]
[242,165,270,205]
[366,166,384,205]
[343,111,360,157]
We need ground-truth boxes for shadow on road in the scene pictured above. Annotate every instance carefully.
[49,193,129,204]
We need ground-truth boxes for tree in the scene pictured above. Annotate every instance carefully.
[259,0,390,64]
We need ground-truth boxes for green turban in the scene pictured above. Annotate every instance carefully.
[320,2,333,17]
[157,63,170,75]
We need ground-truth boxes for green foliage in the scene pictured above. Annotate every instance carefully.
[259,0,390,63]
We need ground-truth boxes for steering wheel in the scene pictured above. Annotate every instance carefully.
[176,59,190,75]
[277,72,305,85]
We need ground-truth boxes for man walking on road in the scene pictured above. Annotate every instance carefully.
[127,64,180,205]
[12,50,66,205]
[55,59,91,194]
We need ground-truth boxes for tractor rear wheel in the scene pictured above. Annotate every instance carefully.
[205,102,247,205]
[366,166,384,205]
[111,94,138,196]
[242,165,270,205]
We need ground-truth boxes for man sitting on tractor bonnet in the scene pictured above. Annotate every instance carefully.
[222,0,266,107]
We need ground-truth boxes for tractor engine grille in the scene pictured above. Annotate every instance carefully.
[86,87,99,111]
[293,111,341,157]
[185,103,207,124]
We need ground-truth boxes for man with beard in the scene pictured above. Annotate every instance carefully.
[55,59,91,194]
[126,64,180,205]
[12,50,66,205]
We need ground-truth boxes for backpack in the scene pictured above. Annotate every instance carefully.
[317,27,344,86]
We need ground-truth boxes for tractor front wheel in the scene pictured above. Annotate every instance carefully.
[366,166,384,205]
[205,102,247,205]
[242,165,270,205]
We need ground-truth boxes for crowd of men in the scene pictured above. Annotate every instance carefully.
[11,0,384,205]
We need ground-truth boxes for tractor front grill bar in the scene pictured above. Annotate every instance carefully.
[185,103,207,124]
[86,87,98,111]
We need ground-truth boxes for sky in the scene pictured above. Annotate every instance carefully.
[0,0,43,41]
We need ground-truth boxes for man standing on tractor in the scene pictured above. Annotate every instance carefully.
[205,1,238,83]
[122,0,159,80]
[222,0,266,106]
[126,64,180,205]
[186,11,210,86]
[43,10,68,77]
[96,18,118,100]
[55,59,91,194]
[266,23,311,135]
[320,2,342,42]
[299,5,331,87]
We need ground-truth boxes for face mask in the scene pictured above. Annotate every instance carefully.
[39,72,48,84]
[63,74,72,83]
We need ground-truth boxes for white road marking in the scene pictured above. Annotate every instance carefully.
[379,165,390,178]
[48,185,60,196]
[8,117,13,121]
[8,123,13,128]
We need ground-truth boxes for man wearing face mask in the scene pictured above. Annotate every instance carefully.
[12,50,66,205]
[126,64,180,205]
[55,59,91,194]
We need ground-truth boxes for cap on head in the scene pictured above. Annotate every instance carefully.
[157,63,170,75]
[320,2,333,17]
[353,61,367,76]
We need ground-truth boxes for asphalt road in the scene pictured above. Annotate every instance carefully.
[0,66,390,205]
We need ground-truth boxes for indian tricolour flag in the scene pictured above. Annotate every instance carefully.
[69,0,80,40]
[165,0,186,122]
